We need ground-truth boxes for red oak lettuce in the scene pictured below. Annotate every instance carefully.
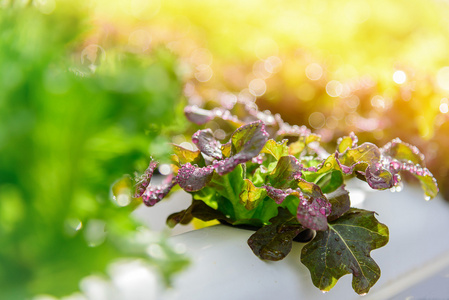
[132,103,438,295]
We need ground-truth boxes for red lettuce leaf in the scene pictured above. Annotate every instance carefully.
[142,176,177,207]
[248,207,304,261]
[326,185,351,221]
[184,105,242,126]
[296,194,331,231]
[213,121,269,175]
[176,163,214,192]
[230,120,269,155]
[192,128,223,160]
[263,185,300,204]
[184,105,216,125]
[365,163,394,189]
[301,208,389,295]
[134,160,158,198]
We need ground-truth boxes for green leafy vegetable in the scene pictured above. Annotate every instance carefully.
[134,100,438,295]
[239,179,267,210]
[172,144,205,167]
[261,139,289,160]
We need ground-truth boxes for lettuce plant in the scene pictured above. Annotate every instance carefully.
[134,104,438,295]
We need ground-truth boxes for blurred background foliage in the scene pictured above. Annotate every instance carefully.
[2,0,449,298]
[0,1,188,299]
[88,0,449,196]
[90,0,449,198]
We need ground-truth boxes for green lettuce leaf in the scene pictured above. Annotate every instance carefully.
[261,139,289,160]
[172,144,205,167]
[239,179,267,210]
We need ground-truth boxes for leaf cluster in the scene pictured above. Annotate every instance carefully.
[135,103,439,294]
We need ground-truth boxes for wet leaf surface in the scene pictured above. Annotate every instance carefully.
[326,185,350,221]
[338,143,381,167]
[365,164,394,190]
[248,207,304,261]
[239,179,267,210]
[261,139,288,160]
[301,208,389,295]
[134,160,158,197]
[416,173,439,199]
[192,128,223,160]
[214,121,268,175]
[176,163,214,192]
[296,195,331,231]
[230,120,269,157]
[315,170,344,194]
[142,177,177,206]
[266,155,301,188]
[337,132,358,153]
[172,144,204,166]
[382,138,425,165]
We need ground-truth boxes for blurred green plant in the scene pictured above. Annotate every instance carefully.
[0,2,188,299]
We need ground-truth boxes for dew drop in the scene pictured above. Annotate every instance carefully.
[319,207,327,215]
[416,168,424,176]
[321,290,328,294]
[395,182,403,192]
[359,293,367,296]
[390,160,401,171]
[309,210,317,216]
[424,195,431,201]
